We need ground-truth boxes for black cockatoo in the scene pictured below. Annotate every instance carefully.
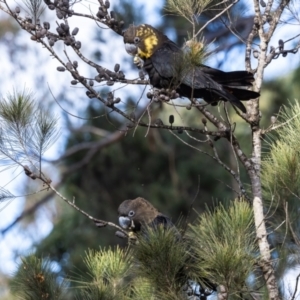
[123,24,260,113]
[118,197,174,233]
[117,197,216,299]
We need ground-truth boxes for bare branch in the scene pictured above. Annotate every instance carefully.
[22,165,129,236]
[194,0,239,38]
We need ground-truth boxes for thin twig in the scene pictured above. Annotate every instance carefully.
[48,184,128,235]
[1,187,57,235]
[194,0,239,38]
[291,273,300,300]
[20,164,129,236]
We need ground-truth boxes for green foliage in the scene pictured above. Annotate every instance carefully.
[262,100,300,245]
[23,0,45,21]
[10,255,67,300]
[84,246,132,285]
[75,202,258,298]
[32,108,58,161]
[263,101,300,196]
[78,228,191,300]
[16,201,260,298]
[78,241,183,300]
[166,0,213,20]
[130,277,156,300]
[77,247,132,300]
[0,90,34,128]
[133,226,188,298]
[177,38,212,94]
[182,38,209,66]
[188,200,257,293]
[0,90,58,170]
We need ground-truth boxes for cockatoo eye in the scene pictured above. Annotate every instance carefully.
[134,37,140,44]
[128,210,135,217]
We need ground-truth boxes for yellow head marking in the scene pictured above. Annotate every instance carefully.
[136,25,158,59]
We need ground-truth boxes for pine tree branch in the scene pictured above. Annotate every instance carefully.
[21,165,129,236]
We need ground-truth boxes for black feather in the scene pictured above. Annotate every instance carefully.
[124,24,260,113]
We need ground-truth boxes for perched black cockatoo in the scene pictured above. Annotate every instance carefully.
[123,24,260,113]
[118,197,173,233]
[117,197,216,299]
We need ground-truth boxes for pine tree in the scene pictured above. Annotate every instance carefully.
[0,0,300,299]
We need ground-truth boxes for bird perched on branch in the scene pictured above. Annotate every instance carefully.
[123,24,260,113]
[118,197,173,233]
[118,197,216,299]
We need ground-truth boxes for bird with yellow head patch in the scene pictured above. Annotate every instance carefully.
[123,24,260,113]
